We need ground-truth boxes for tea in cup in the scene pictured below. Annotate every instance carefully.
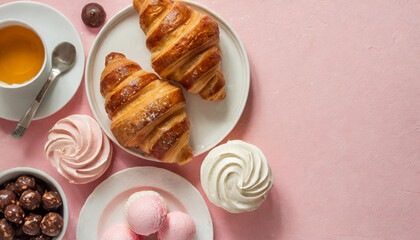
[0,19,47,88]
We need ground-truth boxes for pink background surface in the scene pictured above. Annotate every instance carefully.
[1,0,420,239]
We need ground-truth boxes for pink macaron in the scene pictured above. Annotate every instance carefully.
[125,191,168,236]
[157,211,196,240]
[101,224,142,240]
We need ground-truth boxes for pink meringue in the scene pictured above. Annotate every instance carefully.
[101,224,142,240]
[157,211,196,240]
[126,194,168,236]
[44,114,112,184]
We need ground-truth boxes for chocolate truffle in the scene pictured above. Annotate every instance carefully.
[22,214,42,236]
[81,3,106,28]
[29,234,52,240]
[20,190,41,211]
[0,190,17,212]
[41,192,62,212]
[40,213,63,237]
[4,204,25,224]
[34,182,46,196]
[2,182,15,194]
[15,176,36,195]
[0,218,14,240]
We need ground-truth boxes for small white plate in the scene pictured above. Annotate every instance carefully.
[0,1,85,121]
[85,1,250,160]
[77,167,213,240]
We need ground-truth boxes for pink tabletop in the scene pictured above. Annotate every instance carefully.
[1,0,420,239]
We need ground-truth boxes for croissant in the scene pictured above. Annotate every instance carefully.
[133,0,226,101]
[100,52,193,165]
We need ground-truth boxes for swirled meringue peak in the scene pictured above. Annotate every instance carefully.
[201,140,273,213]
[44,114,112,184]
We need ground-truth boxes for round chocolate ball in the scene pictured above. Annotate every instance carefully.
[15,176,36,195]
[34,182,46,197]
[41,192,62,212]
[40,213,63,237]
[22,214,42,236]
[0,190,17,213]
[29,234,52,240]
[4,204,25,224]
[2,182,16,194]
[20,190,41,211]
[0,218,14,240]
[81,3,106,28]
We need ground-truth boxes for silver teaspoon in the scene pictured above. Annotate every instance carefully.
[12,42,76,139]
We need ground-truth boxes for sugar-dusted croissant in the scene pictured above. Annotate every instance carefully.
[100,52,193,165]
[133,0,226,101]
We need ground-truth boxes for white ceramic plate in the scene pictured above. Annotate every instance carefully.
[85,1,250,160]
[0,1,84,121]
[77,167,213,240]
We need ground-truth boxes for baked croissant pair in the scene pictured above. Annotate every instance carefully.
[100,0,227,164]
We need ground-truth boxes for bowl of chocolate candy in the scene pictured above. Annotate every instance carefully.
[0,167,68,240]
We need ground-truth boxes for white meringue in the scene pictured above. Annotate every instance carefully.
[201,140,273,213]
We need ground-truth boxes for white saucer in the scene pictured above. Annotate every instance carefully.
[85,1,250,160]
[0,1,85,121]
[77,167,213,240]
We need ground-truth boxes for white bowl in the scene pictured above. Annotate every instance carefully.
[0,18,48,89]
[0,167,68,239]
